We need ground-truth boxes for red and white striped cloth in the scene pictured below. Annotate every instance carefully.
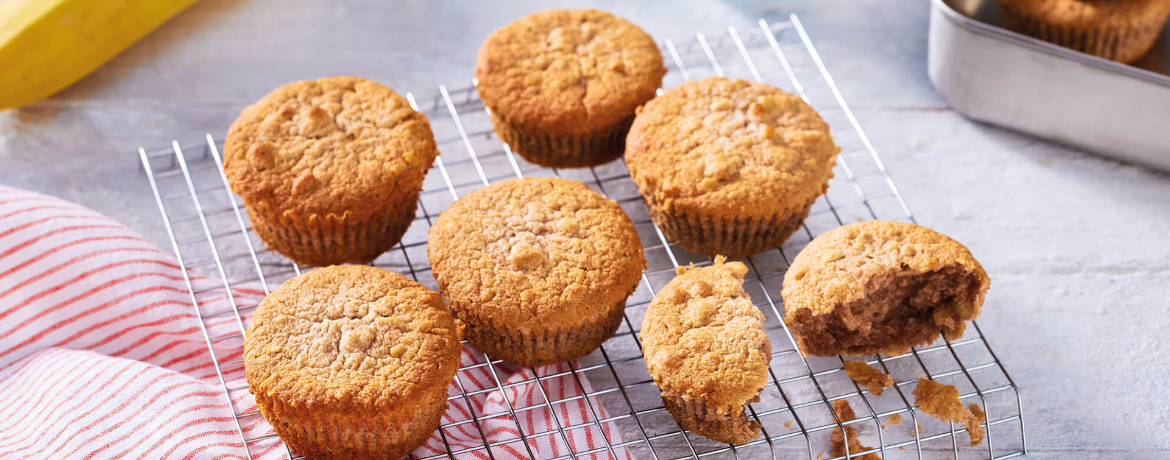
[0,185,630,460]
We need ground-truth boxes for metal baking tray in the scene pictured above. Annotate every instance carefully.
[928,0,1170,172]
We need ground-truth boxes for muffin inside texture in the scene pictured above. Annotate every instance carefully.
[781,221,990,357]
[791,265,984,356]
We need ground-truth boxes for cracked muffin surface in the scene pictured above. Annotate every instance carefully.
[476,9,664,135]
[782,221,990,356]
[475,9,665,167]
[625,77,838,257]
[223,76,438,266]
[626,77,837,220]
[428,177,645,366]
[244,265,461,459]
[641,256,771,444]
[224,76,436,219]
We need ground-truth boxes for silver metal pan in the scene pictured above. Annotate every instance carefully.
[928,0,1170,172]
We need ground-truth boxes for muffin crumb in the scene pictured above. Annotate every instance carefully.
[912,376,985,446]
[828,399,879,459]
[967,403,987,446]
[843,360,894,396]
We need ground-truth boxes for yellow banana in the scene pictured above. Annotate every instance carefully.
[0,0,200,110]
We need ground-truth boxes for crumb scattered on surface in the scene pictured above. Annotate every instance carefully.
[843,360,894,396]
[828,400,880,460]
[785,421,792,428]
[969,403,985,422]
[888,413,903,426]
[832,400,857,422]
[815,451,824,459]
[912,376,985,446]
[966,403,987,446]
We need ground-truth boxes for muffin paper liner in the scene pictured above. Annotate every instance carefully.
[662,394,761,445]
[489,112,633,168]
[254,389,447,460]
[248,193,419,267]
[453,296,627,368]
[644,195,815,259]
[1000,4,1169,63]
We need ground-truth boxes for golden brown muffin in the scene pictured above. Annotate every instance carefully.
[843,360,894,396]
[243,265,461,460]
[428,177,645,366]
[224,76,438,266]
[782,221,990,356]
[625,77,839,259]
[476,9,666,168]
[912,377,985,446]
[998,0,1170,63]
[641,256,771,444]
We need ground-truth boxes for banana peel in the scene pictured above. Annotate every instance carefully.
[0,0,200,110]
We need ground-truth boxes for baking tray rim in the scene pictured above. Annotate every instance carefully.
[932,0,1170,88]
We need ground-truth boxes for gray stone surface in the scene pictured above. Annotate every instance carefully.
[2,0,1168,458]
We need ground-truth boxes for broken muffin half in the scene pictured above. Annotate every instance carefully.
[642,256,772,444]
[782,221,990,356]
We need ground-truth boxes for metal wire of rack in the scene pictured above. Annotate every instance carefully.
[138,15,1026,460]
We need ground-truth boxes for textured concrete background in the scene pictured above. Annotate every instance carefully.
[1,0,1168,458]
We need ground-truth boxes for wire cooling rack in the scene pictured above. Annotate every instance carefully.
[138,15,1026,460]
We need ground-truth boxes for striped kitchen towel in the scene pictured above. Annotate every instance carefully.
[0,185,630,460]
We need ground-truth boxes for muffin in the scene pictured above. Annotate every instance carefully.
[641,256,771,444]
[428,177,645,366]
[625,77,839,259]
[243,265,461,460]
[476,9,666,168]
[781,221,990,356]
[998,0,1170,63]
[224,76,438,266]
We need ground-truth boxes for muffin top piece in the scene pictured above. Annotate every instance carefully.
[782,220,989,316]
[625,77,838,220]
[476,9,665,135]
[428,177,645,333]
[244,265,461,413]
[224,76,437,222]
[641,257,771,421]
